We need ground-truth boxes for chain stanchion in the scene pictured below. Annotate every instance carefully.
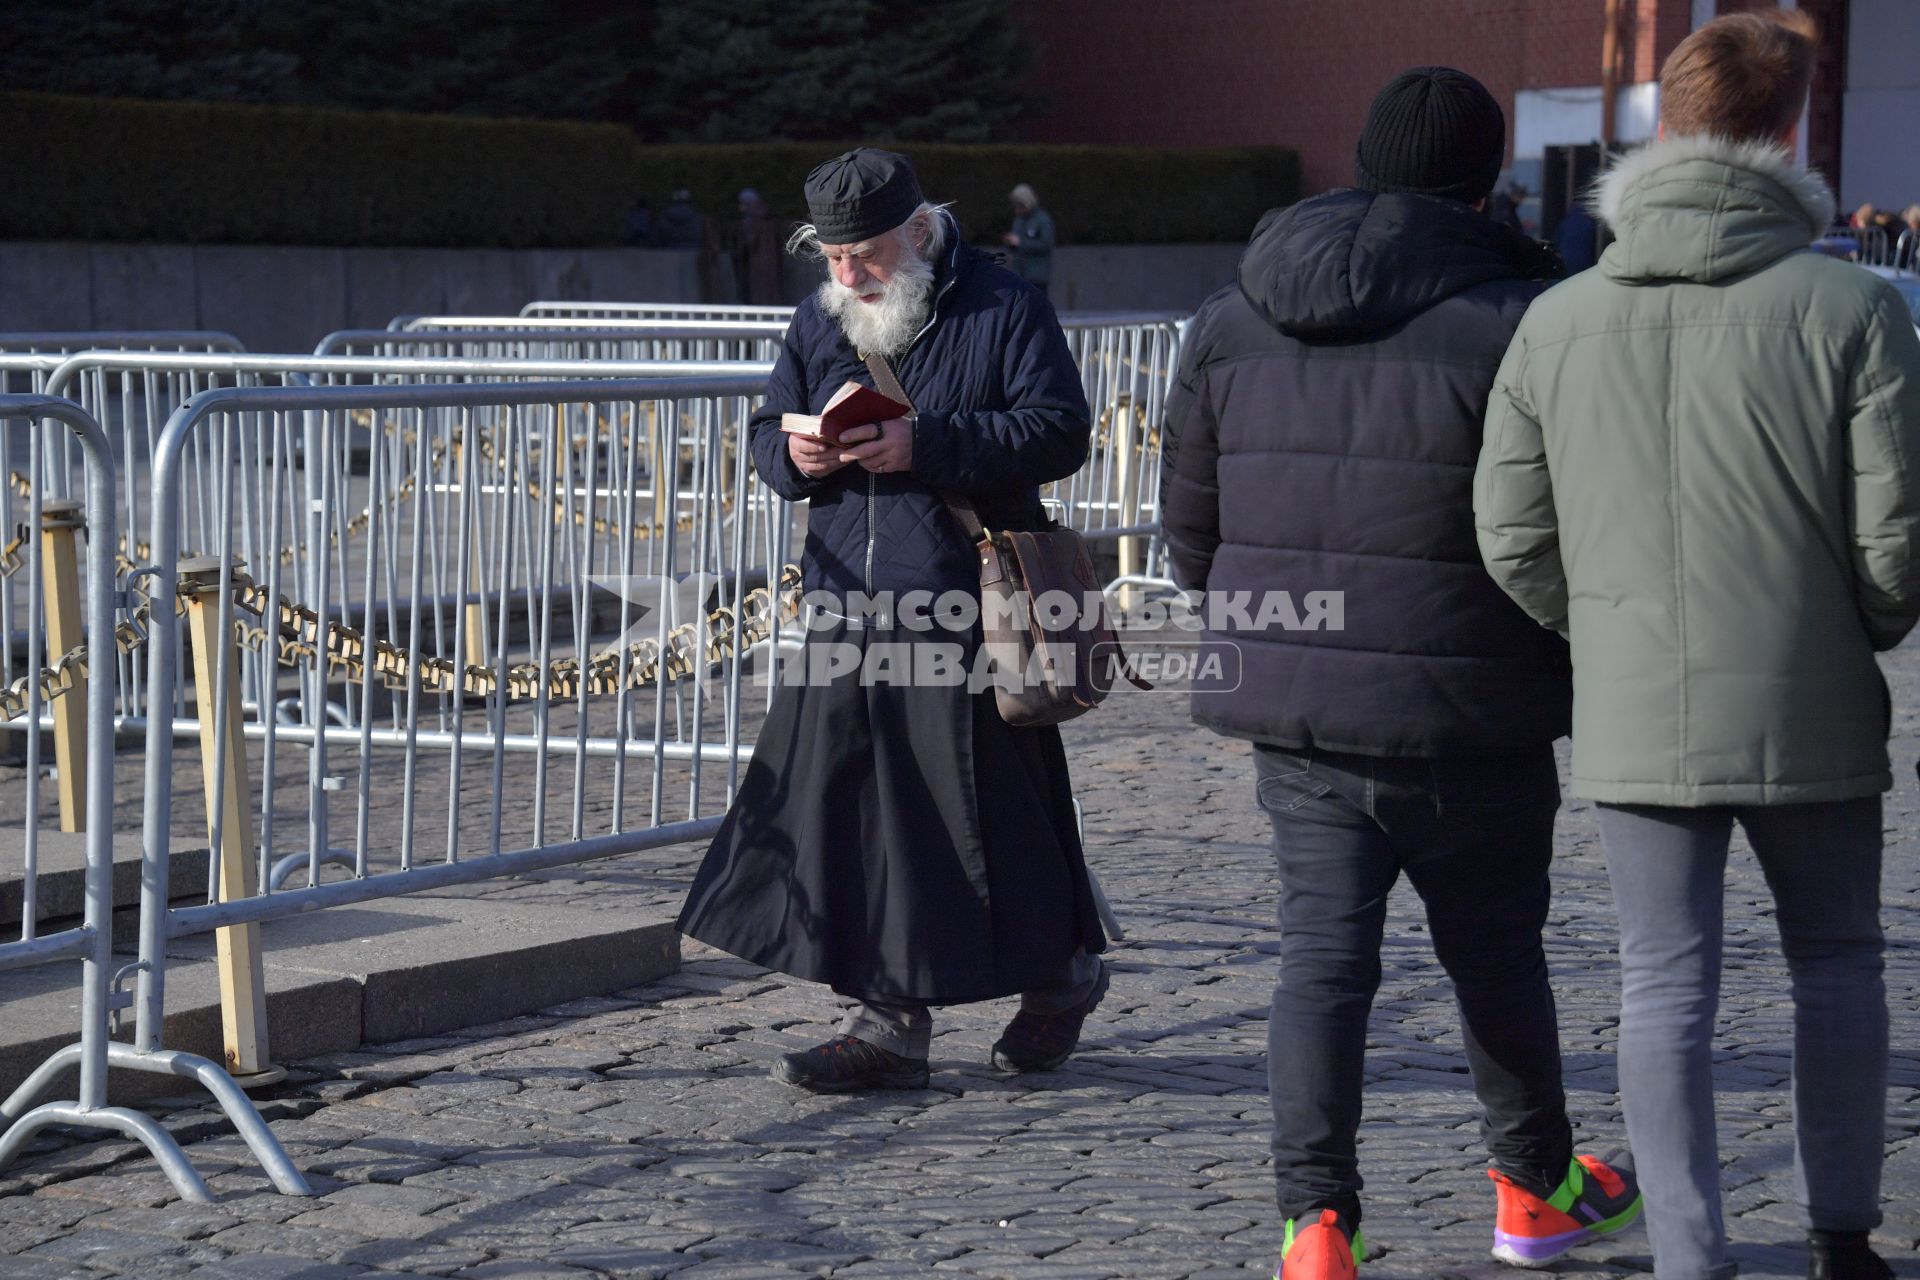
[177,557,282,1088]
[37,500,88,832]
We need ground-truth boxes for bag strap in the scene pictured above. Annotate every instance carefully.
[863,350,984,542]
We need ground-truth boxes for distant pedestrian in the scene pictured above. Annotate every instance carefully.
[656,189,704,249]
[732,188,784,305]
[1475,11,1920,1280]
[1489,179,1527,234]
[1163,66,1639,1280]
[622,196,654,247]
[1553,203,1600,273]
[1001,183,1055,295]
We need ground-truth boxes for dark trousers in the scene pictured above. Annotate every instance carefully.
[1254,744,1572,1224]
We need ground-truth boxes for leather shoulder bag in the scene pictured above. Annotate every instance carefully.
[863,352,1147,726]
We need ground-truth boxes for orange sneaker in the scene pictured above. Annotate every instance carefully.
[1489,1152,1643,1268]
[1275,1208,1365,1279]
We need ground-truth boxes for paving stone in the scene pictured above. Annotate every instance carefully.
[335,1236,492,1277]
[204,1220,372,1261]
[84,1203,241,1241]
[287,1202,447,1241]
[540,1242,693,1277]
[25,1226,214,1268]
[187,1258,371,1280]
[0,1255,116,1279]
[322,1183,463,1216]
[450,1259,604,1279]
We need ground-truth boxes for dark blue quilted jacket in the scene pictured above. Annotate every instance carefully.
[749,219,1091,604]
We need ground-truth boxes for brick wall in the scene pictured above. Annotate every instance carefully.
[1020,0,1696,195]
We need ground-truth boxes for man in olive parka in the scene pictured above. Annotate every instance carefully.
[1474,12,1920,1280]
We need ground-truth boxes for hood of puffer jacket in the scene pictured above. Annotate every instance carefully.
[1238,187,1563,341]
[1592,133,1837,284]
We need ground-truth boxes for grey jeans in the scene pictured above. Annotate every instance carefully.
[838,949,1103,1059]
[1597,799,1887,1280]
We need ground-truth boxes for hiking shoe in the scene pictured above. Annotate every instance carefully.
[990,959,1111,1073]
[1274,1208,1366,1279]
[1809,1229,1894,1280]
[771,1035,929,1093]
[1490,1152,1643,1268]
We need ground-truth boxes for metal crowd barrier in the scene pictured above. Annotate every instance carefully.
[398,316,791,336]
[1855,225,1893,266]
[519,301,796,323]
[1049,312,1186,602]
[366,308,1186,598]
[0,333,245,396]
[0,394,307,1203]
[10,352,771,731]
[125,380,782,1173]
[317,326,785,364]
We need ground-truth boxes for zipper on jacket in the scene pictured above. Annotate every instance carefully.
[862,215,956,607]
[864,471,876,596]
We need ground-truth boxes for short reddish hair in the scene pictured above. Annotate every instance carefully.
[1659,8,1818,143]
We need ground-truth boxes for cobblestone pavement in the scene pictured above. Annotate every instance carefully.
[3,641,1919,1280]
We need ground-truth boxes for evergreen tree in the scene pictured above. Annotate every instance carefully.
[0,0,298,104]
[643,0,1034,142]
[0,0,1036,141]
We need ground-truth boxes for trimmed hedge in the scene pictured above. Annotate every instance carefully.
[0,92,1300,248]
[636,142,1302,246]
[0,92,637,248]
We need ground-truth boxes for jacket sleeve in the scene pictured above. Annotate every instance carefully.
[1844,284,1920,651]
[747,322,834,503]
[1160,319,1222,592]
[1474,333,1569,635]
[1021,211,1056,258]
[908,289,1090,493]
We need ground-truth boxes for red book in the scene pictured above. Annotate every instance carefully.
[780,381,910,445]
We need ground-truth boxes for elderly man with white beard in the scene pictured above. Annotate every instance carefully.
[677,148,1110,1093]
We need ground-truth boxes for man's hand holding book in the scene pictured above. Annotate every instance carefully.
[783,381,915,477]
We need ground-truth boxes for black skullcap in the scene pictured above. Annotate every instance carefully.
[804,148,924,244]
[1355,67,1506,203]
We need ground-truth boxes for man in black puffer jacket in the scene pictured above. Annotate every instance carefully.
[1162,70,1640,1278]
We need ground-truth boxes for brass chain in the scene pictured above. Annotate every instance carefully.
[1,405,796,721]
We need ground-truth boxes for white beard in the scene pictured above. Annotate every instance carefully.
[817,252,935,358]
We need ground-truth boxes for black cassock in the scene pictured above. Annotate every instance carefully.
[677,622,1105,1004]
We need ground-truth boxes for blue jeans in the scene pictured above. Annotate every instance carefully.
[1597,799,1887,1280]
[1255,744,1572,1224]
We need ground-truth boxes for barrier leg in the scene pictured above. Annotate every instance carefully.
[464,541,489,671]
[39,500,86,832]
[0,1100,213,1203]
[179,560,281,1087]
[1113,400,1141,617]
[103,1044,310,1196]
[649,405,671,537]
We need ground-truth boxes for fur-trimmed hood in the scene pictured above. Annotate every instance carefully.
[1589,134,1836,284]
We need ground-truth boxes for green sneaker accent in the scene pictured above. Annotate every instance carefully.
[1546,1154,1642,1235]
[1587,1195,1645,1235]
[1544,1158,1584,1214]
[1278,1215,1367,1267]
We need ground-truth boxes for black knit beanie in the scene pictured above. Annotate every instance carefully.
[1355,67,1506,203]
